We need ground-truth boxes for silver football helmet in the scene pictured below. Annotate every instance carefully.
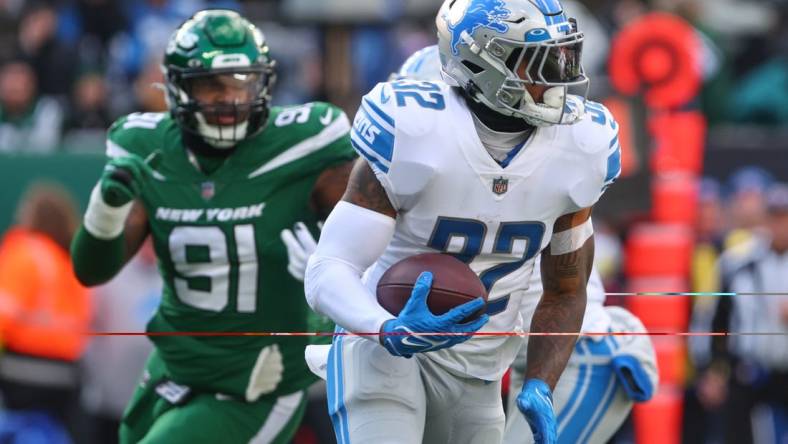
[436,0,588,126]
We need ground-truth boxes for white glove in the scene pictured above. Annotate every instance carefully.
[280,222,319,282]
[245,344,284,402]
[522,88,586,127]
[304,344,331,380]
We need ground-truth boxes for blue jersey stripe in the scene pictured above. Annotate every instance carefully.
[353,106,394,162]
[556,363,588,427]
[585,336,613,356]
[336,335,351,444]
[578,372,619,442]
[350,131,391,168]
[485,294,510,316]
[560,364,615,441]
[327,332,344,443]
[499,138,529,168]
[605,145,622,184]
[363,98,395,128]
[351,138,390,174]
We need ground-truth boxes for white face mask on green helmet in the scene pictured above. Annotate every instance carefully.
[163,9,277,148]
[436,0,588,127]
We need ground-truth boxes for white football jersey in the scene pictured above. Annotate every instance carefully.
[351,80,621,380]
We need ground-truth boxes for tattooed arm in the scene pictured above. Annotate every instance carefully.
[341,158,397,218]
[526,207,594,388]
[514,208,593,443]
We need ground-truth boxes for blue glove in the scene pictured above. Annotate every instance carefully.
[611,355,655,402]
[517,379,557,444]
[380,271,489,358]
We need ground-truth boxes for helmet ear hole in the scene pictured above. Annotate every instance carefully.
[462,61,485,74]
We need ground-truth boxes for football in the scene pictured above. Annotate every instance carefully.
[376,253,488,321]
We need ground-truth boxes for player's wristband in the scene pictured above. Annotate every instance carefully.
[83,184,133,240]
[550,217,593,255]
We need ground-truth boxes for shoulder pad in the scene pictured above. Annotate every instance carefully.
[351,83,399,175]
[106,112,170,159]
[351,82,450,209]
[350,81,453,173]
[566,101,621,208]
[270,102,350,137]
[571,101,620,155]
[247,102,352,178]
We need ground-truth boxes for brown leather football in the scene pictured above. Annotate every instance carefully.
[376,253,488,321]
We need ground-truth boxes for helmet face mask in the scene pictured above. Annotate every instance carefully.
[436,0,589,126]
[163,10,277,149]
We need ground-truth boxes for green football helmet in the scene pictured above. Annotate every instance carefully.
[163,9,276,148]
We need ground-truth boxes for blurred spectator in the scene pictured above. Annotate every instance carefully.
[725,166,773,246]
[0,60,64,153]
[105,1,238,114]
[61,71,111,152]
[610,0,649,30]
[685,177,728,444]
[696,183,788,444]
[109,0,224,80]
[132,59,166,112]
[0,0,22,61]
[593,220,624,291]
[16,2,77,97]
[56,0,128,70]
[0,182,92,442]
[81,242,161,444]
[692,177,726,293]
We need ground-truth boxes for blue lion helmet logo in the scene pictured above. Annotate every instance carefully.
[448,0,511,55]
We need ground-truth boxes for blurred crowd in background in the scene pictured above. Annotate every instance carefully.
[0,0,786,443]
[0,0,786,154]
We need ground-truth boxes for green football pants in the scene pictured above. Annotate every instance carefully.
[119,350,307,444]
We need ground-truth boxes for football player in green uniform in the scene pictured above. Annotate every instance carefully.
[71,10,354,444]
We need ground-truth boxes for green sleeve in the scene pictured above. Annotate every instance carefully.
[106,112,170,158]
[70,226,125,287]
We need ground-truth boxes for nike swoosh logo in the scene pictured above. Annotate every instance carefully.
[319,108,333,126]
[380,87,391,104]
[400,334,450,351]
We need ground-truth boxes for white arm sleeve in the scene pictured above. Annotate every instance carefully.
[304,201,396,339]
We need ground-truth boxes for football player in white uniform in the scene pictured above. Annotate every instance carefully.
[303,1,626,442]
[508,269,658,444]
[286,42,660,443]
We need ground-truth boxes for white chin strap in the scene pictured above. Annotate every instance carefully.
[195,112,249,149]
[519,87,586,127]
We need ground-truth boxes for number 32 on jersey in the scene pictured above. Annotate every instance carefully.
[428,217,545,314]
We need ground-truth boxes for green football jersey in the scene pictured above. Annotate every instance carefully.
[106,102,354,399]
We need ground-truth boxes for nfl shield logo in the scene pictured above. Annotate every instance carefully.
[493,177,509,195]
[201,181,215,200]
